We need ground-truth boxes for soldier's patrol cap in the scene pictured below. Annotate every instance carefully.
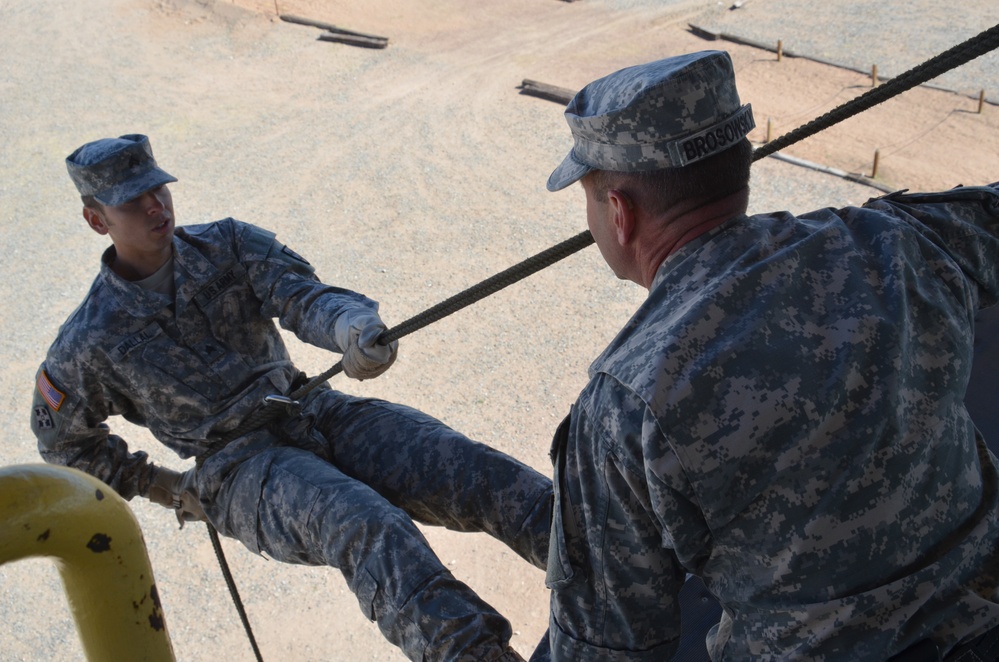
[547,51,755,192]
[66,134,177,206]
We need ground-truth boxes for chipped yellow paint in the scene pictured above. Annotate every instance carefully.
[0,464,175,661]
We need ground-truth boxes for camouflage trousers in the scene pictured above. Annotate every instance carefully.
[201,388,552,662]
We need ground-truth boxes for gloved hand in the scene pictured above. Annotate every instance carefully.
[146,467,206,528]
[333,309,398,380]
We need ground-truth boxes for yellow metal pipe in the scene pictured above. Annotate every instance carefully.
[0,464,175,661]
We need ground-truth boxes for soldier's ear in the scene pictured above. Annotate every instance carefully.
[83,206,109,236]
[607,189,636,246]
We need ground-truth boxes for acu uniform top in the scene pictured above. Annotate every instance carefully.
[547,184,999,660]
[30,218,376,500]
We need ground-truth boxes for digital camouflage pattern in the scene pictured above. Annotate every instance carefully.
[546,184,999,660]
[547,51,754,192]
[31,218,370,494]
[31,218,552,662]
[65,134,178,206]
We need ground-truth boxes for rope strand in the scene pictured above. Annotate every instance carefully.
[207,523,264,662]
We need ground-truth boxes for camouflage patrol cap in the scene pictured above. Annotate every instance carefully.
[66,134,177,206]
[547,51,755,192]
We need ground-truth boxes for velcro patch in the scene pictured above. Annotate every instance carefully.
[194,267,240,307]
[675,104,755,166]
[37,370,66,412]
[113,326,160,361]
[34,405,54,429]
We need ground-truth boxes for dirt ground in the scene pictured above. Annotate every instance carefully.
[0,1,997,661]
[233,0,999,193]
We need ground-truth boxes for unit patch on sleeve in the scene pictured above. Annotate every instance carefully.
[37,370,66,412]
[34,405,54,429]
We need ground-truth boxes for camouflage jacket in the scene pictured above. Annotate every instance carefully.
[548,184,999,660]
[30,219,376,499]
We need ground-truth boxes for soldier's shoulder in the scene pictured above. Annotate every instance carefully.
[176,218,237,240]
[177,218,274,250]
[47,278,116,361]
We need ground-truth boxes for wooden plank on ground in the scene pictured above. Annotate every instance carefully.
[317,33,389,49]
[280,14,389,43]
[520,79,575,105]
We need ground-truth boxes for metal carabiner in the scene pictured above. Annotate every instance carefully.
[262,394,302,417]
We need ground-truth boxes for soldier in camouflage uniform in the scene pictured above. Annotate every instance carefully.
[537,51,999,660]
[31,134,551,662]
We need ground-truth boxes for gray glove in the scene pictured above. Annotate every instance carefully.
[146,467,206,528]
[333,309,399,380]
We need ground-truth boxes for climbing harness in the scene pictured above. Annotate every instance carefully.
[203,22,999,661]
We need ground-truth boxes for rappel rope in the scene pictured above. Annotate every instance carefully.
[207,525,264,661]
[203,23,999,661]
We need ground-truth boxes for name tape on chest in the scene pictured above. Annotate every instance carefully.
[113,326,160,361]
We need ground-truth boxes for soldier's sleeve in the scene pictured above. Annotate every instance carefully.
[550,375,686,658]
[30,363,155,500]
[230,219,380,351]
[867,182,999,307]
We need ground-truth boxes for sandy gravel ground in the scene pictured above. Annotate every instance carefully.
[0,1,997,660]
[695,0,999,102]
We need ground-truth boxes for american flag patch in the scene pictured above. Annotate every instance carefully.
[37,370,66,412]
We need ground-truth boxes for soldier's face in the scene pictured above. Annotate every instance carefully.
[93,185,175,260]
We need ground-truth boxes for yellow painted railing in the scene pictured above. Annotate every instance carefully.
[0,464,175,661]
